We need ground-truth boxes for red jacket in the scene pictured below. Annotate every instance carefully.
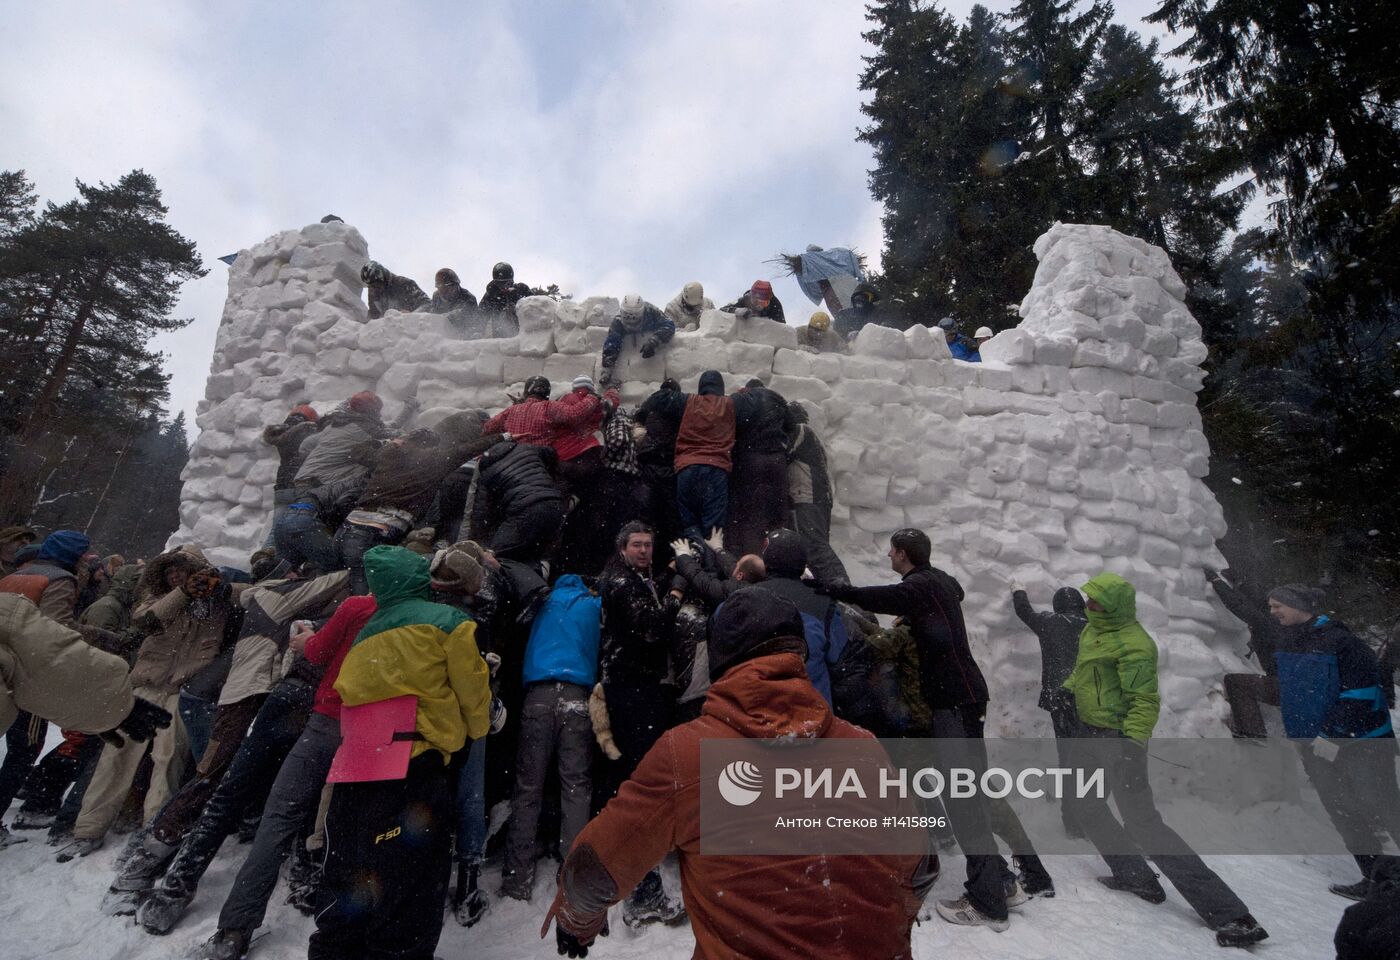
[481,390,614,462]
[675,394,735,473]
[303,595,376,719]
[547,653,931,959]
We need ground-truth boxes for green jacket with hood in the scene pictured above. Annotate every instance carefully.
[1062,573,1161,744]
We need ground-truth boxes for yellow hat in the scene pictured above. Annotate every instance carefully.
[809,311,831,332]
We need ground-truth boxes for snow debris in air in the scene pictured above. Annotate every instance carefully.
[1231,477,1242,485]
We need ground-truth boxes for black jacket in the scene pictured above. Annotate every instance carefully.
[731,385,791,456]
[367,274,429,319]
[674,550,747,611]
[263,419,319,490]
[1012,588,1085,711]
[786,422,833,507]
[723,291,785,323]
[1209,574,1283,675]
[1334,855,1400,960]
[599,560,679,685]
[478,441,562,519]
[479,279,529,315]
[832,565,989,710]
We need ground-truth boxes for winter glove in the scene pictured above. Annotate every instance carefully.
[183,568,222,600]
[556,927,590,957]
[101,697,173,749]
[639,338,659,359]
[669,538,694,559]
[703,528,724,553]
[484,651,502,677]
[734,307,751,320]
[489,697,508,735]
[1311,736,1340,762]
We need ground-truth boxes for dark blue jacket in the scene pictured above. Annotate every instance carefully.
[1275,616,1394,740]
[522,575,601,686]
[601,304,675,367]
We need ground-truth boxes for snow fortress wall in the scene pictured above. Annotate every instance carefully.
[176,220,1243,737]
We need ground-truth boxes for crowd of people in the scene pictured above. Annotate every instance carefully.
[0,300,1396,959]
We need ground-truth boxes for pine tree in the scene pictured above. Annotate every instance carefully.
[0,170,204,522]
[1151,0,1400,567]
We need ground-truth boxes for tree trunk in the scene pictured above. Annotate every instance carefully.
[0,262,110,519]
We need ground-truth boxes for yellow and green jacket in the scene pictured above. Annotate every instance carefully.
[1062,572,1161,744]
[334,546,491,762]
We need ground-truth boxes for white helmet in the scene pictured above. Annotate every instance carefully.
[974,326,994,340]
[620,293,645,322]
[681,281,704,308]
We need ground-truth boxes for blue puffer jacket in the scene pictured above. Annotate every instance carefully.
[522,575,601,687]
[1275,616,1394,740]
[949,336,980,362]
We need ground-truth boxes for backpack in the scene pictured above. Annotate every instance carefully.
[830,616,932,737]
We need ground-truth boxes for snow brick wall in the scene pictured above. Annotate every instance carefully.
[176,220,1243,737]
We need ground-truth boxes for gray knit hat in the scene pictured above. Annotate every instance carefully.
[1268,584,1325,615]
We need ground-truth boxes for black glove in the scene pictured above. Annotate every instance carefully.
[557,927,591,957]
[101,696,173,748]
[640,338,658,359]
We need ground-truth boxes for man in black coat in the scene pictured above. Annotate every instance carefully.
[475,440,564,564]
[1207,567,1285,738]
[595,521,684,927]
[727,379,792,558]
[827,528,1048,929]
[1011,584,1087,837]
[785,404,847,585]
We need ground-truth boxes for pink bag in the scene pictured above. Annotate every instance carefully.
[327,695,420,783]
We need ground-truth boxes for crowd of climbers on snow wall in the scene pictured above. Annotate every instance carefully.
[1,236,1399,959]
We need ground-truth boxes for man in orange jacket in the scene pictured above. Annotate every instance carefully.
[544,589,936,958]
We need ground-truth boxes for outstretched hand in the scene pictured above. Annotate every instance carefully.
[670,538,694,559]
[704,528,724,553]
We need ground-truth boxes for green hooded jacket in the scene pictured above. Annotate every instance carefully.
[1061,573,1160,743]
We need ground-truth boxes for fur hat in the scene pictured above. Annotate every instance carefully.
[430,541,487,594]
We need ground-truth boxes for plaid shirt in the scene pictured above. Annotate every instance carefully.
[603,408,640,476]
[482,398,555,447]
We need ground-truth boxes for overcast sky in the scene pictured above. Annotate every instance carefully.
[4,0,1181,429]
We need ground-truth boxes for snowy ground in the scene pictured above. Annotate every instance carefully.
[0,815,1356,959]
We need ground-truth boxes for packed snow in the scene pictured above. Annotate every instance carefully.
[0,808,1359,958]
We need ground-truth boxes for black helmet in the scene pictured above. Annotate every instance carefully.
[492,262,514,282]
[523,375,551,399]
[360,261,389,285]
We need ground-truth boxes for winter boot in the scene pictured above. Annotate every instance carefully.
[102,836,176,915]
[194,928,253,960]
[113,828,149,870]
[138,875,197,935]
[1215,914,1269,948]
[1003,880,1030,909]
[54,836,102,862]
[452,861,490,927]
[1097,873,1166,904]
[12,808,55,830]
[1014,856,1055,898]
[0,824,27,849]
[1329,879,1370,901]
[935,895,1010,932]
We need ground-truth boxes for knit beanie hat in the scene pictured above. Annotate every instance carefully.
[572,375,596,392]
[348,391,382,415]
[37,530,92,572]
[1268,584,1325,616]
